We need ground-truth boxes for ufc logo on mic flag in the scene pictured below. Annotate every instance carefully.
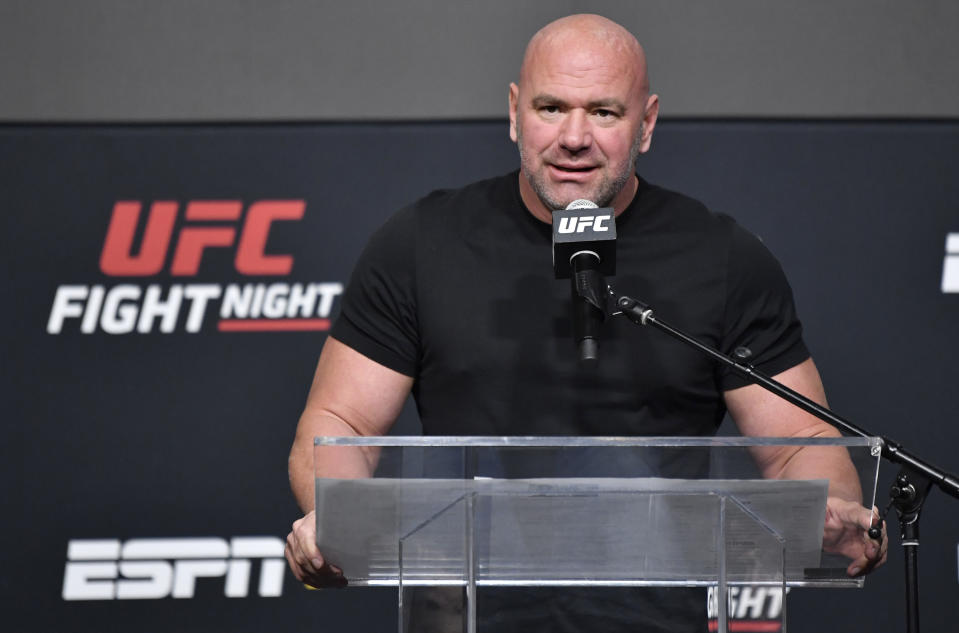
[557,214,612,234]
[552,207,617,278]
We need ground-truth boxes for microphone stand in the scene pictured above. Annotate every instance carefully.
[604,289,959,633]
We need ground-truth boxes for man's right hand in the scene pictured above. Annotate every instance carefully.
[285,510,347,588]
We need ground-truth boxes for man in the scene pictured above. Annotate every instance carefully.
[286,13,886,631]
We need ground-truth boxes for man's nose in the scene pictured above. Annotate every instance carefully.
[559,110,592,152]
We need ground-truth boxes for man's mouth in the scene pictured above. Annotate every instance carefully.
[553,165,595,172]
[551,163,597,174]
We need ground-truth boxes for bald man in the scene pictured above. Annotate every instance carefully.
[286,14,885,632]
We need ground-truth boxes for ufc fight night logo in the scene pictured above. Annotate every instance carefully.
[62,537,286,600]
[707,585,785,631]
[47,200,343,334]
[942,233,959,293]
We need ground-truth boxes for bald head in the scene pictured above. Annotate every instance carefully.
[508,14,660,221]
[519,14,650,99]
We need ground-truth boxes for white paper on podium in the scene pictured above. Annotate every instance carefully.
[315,477,828,586]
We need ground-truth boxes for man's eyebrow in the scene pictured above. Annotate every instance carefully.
[587,98,627,111]
[530,94,627,111]
[531,94,566,108]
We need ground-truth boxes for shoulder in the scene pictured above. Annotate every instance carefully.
[630,177,785,284]
[400,171,516,219]
[633,177,741,241]
[371,171,519,246]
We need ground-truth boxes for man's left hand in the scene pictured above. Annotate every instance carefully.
[822,497,888,577]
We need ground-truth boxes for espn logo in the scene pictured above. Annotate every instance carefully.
[63,537,285,600]
[942,233,959,293]
[556,214,613,234]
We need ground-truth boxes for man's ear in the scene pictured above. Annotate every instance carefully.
[638,93,660,153]
[508,82,520,143]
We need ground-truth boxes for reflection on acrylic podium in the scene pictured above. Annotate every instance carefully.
[314,436,881,633]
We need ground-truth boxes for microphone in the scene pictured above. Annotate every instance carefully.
[552,199,617,364]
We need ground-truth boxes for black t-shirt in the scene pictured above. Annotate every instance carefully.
[330,172,809,632]
[333,170,809,438]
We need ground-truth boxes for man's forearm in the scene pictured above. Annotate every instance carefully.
[765,432,864,503]
[727,359,864,503]
[288,412,378,513]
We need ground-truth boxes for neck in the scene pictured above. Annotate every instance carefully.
[518,172,638,223]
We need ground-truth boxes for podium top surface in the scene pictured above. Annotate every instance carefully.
[315,435,882,449]
[314,435,883,589]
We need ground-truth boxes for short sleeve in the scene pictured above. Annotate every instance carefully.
[329,206,420,377]
[718,222,810,390]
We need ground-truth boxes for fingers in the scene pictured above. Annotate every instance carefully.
[284,511,347,588]
[867,518,888,568]
[847,514,888,577]
[830,497,874,530]
[863,506,888,569]
[824,500,888,577]
[284,538,304,582]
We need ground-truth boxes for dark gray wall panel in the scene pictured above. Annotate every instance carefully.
[2,0,958,121]
[4,120,959,631]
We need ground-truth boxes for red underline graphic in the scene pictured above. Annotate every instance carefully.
[708,621,781,632]
[217,318,331,332]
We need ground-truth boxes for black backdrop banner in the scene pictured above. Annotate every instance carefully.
[4,121,958,632]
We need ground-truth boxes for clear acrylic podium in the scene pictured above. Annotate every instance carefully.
[315,436,881,633]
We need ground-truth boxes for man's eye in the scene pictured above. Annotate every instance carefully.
[594,109,614,118]
[541,105,560,114]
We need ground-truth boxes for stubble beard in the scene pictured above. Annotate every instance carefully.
[517,125,643,210]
